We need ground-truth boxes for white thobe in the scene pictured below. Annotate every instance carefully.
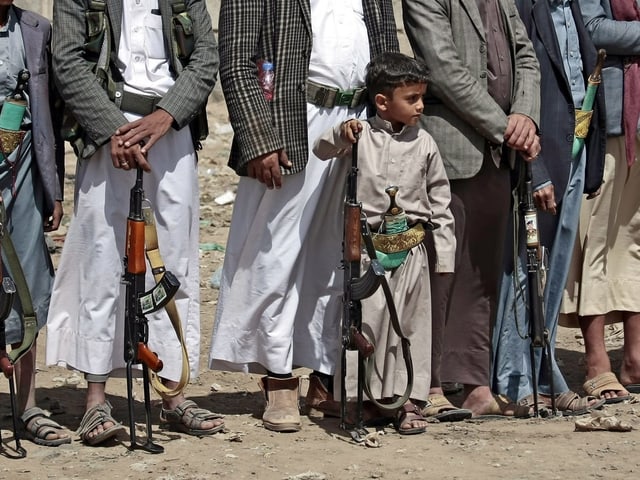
[209,0,371,375]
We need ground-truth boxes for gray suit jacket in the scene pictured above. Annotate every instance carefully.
[219,0,400,176]
[403,0,541,180]
[52,0,218,158]
[14,7,63,215]
[580,0,640,137]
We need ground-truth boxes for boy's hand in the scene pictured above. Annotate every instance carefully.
[340,119,362,143]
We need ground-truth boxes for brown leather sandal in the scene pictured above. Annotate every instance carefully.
[160,400,225,436]
[394,402,427,435]
[21,407,72,447]
[76,402,125,446]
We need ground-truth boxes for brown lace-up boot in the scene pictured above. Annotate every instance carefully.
[259,376,301,432]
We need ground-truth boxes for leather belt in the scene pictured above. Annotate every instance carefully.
[306,79,367,109]
[120,91,162,116]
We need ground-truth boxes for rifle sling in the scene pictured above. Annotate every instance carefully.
[142,205,190,398]
[0,201,36,364]
[358,219,413,412]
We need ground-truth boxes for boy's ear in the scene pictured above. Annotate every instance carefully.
[374,92,388,112]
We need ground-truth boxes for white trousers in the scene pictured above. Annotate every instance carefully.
[46,126,200,382]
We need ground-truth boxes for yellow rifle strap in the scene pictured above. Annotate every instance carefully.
[142,205,190,397]
[0,200,36,364]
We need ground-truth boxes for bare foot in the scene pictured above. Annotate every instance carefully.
[462,386,530,417]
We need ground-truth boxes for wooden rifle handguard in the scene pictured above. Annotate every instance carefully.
[344,204,361,262]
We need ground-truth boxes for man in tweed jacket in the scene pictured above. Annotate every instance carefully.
[209,0,399,432]
[46,0,223,445]
[403,0,541,417]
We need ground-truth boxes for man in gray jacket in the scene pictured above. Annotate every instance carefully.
[403,0,541,417]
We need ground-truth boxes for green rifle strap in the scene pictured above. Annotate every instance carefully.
[0,200,36,364]
[142,204,190,398]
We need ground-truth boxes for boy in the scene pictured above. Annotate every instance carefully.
[313,52,455,434]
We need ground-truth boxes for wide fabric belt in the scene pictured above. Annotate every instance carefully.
[306,79,367,109]
[371,223,425,254]
[119,91,162,116]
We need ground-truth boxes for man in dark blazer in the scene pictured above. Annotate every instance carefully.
[209,0,400,432]
[1,2,68,446]
[492,0,607,414]
[403,0,542,417]
[46,0,222,446]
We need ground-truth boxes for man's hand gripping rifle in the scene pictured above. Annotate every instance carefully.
[123,168,179,453]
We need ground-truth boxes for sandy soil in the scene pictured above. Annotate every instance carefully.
[2,13,640,478]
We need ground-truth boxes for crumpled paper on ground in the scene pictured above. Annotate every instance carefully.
[575,411,632,432]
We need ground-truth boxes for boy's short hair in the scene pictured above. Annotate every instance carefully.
[365,52,429,101]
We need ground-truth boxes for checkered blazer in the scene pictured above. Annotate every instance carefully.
[52,0,218,158]
[219,0,400,176]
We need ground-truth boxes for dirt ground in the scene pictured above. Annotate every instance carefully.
[2,14,640,479]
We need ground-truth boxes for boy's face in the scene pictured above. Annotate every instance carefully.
[376,82,426,130]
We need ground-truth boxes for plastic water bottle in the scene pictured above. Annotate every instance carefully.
[259,61,275,101]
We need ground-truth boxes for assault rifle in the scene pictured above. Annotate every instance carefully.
[123,168,179,453]
[340,138,376,433]
[340,138,414,436]
[521,161,555,417]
